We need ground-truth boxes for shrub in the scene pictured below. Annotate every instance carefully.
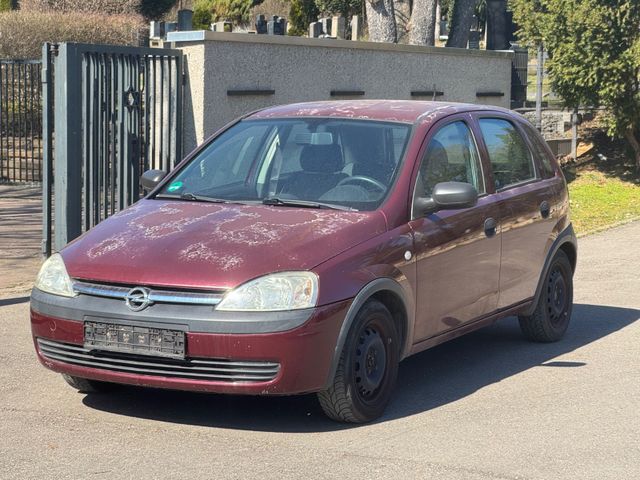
[250,0,290,19]
[18,0,176,19]
[192,0,264,29]
[288,0,318,36]
[0,10,145,59]
[0,0,13,12]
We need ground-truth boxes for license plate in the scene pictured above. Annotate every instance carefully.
[84,321,185,359]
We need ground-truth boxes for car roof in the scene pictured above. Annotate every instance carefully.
[246,100,513,125]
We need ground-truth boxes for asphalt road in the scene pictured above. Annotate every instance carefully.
[1,222,638,480]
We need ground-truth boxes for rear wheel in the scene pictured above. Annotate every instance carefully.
[518,250,573,342]
[62,374,115,393]
[317,300,399,423]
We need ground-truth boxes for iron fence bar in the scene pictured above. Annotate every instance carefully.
[109,54,116,216]
[82,54,90,231]
[175,53,183,164]
[41,44,53,257]
[10,62,15,181]
[159,57,166,171]
[167,56,172,169]
[17,63,21,181]
[150,55,156,169]
[1,64,5,180]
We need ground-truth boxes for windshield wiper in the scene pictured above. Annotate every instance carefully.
[262,197,356,211]
[155,192,233,204]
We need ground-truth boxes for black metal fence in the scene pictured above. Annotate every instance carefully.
[43,43,183,254]
[0,59,42,183]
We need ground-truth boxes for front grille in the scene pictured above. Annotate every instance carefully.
[72,281,226,307]
[38,338,280,383]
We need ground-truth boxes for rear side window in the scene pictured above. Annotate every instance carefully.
[479,118,537,189]
[522,123,555,178]
[416,121,485,197]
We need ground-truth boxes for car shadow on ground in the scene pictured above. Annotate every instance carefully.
[82,303,639,432]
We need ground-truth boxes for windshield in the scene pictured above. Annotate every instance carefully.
[156,118,412,211]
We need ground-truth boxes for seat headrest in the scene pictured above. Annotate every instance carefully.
[426,139,449,168]
[300,144,344,173]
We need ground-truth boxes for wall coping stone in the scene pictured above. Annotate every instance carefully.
[166,31,514,60]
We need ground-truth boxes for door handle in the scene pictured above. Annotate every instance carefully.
[484,217,497,237]
[540,201,551,219]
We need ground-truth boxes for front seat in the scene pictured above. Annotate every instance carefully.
[422,139,451,195]
[280,144,347,199]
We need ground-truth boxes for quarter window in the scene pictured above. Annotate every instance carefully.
[416,121,485,198]
[479,118,537,189]
[522,123,555,178]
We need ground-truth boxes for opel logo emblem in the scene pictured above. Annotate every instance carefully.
[125,287,153,312]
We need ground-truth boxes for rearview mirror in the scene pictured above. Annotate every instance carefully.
[415,181,478,216]
[141,169,167,192]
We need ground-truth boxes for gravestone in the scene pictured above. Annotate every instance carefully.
[212,21,232,32]
[331,16,346,39]
[320,17,332,36]
[468,30,480,49]
[309,22,322,38]
[255,15,267,34]
[350,15,360,41]
[267,16,286,35]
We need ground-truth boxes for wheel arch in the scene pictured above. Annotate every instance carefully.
[323,278,413,389]
[523,224,577,317]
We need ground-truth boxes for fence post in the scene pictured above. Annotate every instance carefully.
[41,44,54,257]
[535,43,544,132]
[53,43,83,250]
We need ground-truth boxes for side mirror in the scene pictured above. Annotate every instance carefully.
[415,181,478,216]
[141,169,167,192]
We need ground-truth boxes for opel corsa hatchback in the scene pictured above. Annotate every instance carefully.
[31,101,577,423]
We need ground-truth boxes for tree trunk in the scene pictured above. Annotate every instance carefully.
[624,127,640,171]
[408,0,438,46]
[365,0,397,43]
[446,0,478,48]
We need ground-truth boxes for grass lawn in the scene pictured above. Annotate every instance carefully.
[567,169,640,236]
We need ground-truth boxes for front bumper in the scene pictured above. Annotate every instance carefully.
[30,289,350,395]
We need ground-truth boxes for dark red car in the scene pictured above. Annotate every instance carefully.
[31,101,577,423]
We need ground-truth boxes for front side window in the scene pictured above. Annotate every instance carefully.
[157,118,411,211]
[415,121,485,198]
[479,118,537,189]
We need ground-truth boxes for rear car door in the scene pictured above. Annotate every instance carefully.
[474,114,561,309]
[409,116,501,342]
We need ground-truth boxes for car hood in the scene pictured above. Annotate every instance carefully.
[62,199,386,290]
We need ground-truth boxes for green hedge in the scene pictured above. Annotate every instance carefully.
[0,0,13,12]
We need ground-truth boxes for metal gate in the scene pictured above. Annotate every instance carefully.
[42,43,183,255]
[0,59,42,183]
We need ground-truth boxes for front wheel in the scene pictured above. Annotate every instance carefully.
[317,300,399,423]
[518,250,573,342]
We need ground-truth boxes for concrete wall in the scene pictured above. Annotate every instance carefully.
[167,31,514,153]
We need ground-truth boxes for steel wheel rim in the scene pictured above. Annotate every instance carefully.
[547,266,568,325]
[353,325,387,402]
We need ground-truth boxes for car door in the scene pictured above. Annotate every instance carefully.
[409,116,501,342]
[474,114,561,309]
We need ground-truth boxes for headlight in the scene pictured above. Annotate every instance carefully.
[216,272,318,312]
[34,253,76,298]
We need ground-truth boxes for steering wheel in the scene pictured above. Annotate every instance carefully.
[336,175,387,192]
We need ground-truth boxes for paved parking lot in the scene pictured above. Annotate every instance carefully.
[0,217,638,479]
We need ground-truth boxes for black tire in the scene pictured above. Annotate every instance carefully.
[518,250,573,342]
[62,374,115,393]
[317,300,399,423]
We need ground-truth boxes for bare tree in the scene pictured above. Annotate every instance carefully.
[365,0,397,43]
[408,0,438,46]
[446,0,478,48]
